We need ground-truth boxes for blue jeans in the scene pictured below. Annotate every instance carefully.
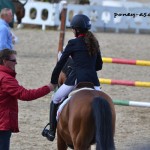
[0,130,12,150]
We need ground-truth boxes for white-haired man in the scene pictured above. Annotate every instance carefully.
[0,8,15,50]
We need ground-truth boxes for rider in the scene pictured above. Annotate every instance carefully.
[42,14,103,141]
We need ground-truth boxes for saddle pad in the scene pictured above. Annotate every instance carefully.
[56,96,71,121]
[56,88,94,121]
[69,87,94,97]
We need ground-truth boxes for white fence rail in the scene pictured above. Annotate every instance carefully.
[21,1,150,33]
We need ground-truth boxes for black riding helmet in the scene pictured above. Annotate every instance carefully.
[70,14,91,31]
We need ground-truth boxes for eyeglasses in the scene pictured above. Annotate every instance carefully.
[7,59,17,62]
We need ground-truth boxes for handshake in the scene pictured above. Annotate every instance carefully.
[48,83,58,91]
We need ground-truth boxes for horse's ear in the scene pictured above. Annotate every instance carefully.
[75,82,94,89]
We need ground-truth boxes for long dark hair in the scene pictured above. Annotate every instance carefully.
[75,27,100,56]
[84,31,100,56]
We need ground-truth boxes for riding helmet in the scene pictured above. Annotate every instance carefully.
[70,14,91,30]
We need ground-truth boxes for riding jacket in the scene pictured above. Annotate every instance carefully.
[51,36,103,86]
[0,65,50,132]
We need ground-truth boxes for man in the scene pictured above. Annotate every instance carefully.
[0,8,15,50]
[0,49,55,150]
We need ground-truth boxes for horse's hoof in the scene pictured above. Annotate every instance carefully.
[17,24,24,29]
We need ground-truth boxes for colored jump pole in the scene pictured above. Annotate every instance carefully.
[99,78,150,87]
[102,57,150,66]
[113,100,150,107]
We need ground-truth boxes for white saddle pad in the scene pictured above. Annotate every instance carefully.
[56,88,94,121]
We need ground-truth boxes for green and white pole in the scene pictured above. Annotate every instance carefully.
[113,100,150,107]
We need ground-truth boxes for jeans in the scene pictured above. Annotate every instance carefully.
[0,130,12,150]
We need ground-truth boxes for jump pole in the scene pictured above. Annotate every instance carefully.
[57,3,67,60]
[99,78,150,87]
[113,100,150,107]
[102,57,150,66]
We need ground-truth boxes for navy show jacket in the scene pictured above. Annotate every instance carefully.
[51,36,103,86]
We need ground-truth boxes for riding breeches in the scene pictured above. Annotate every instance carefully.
[52,84,101,104]
[94,86,101,91]
[52,84,75,104]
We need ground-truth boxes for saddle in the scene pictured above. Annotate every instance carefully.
[60,82,95,103]
[75,82,95,89]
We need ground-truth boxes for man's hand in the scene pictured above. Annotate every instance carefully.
[52,83,58,90]
[48,83,58,91]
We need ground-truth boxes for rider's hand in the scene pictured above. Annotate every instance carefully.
[52,84,58,90]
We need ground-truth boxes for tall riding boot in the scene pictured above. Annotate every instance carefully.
[42,101,58,141]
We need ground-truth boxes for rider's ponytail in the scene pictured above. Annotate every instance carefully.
[84,31,100,56]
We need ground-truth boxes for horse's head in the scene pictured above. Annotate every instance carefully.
[12,0,28,28]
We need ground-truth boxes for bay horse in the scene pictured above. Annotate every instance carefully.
[56,59,116,150]
[12,0,28,28]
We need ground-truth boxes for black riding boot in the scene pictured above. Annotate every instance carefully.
[42,101,58,141]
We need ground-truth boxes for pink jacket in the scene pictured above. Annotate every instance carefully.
[0,65,50,132]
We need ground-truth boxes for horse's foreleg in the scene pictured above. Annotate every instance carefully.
[57,132,67,150]
[17,17,21,24]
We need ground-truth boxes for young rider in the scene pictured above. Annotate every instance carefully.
[42,14,103,141]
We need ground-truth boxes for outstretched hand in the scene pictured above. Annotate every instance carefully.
[52,83,58,90]
[48,83,58,91]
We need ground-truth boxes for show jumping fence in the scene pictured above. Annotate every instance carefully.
[100,57,150,87]
[102,57,150,66]
[99,78,150,87]
[113,100,150,107]
[100,57,150,106]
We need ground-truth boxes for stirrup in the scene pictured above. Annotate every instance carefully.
[41,123,50,137]
[41,123,55,141]
[47,129,55,141]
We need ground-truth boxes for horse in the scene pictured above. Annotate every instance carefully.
[56,59,116,150]
[12,0,28,28]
